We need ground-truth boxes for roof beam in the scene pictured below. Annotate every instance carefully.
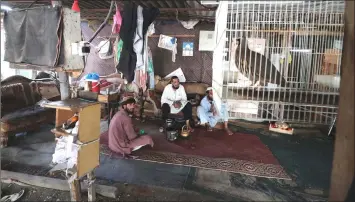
[84,8,216,12]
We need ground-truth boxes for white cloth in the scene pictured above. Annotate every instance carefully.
[52,136,79,169]
[161,84,188,114]
[197,96,229,127]
[133,5,144,69]
[132,145,144,151]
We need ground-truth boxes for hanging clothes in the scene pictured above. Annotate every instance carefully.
[134,6,144,69]
[112,3,122,34]
[116,39,124,65]
[117,2,138,83]
[147,47,155,89]
[117,2,160,83]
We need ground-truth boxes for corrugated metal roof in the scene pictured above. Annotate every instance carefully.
[1,0,217,21]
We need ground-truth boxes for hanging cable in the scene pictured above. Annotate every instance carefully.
[87,0,115,43]
[27,0,39,8]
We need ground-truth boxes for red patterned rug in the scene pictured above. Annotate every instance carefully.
[100,127,291,180]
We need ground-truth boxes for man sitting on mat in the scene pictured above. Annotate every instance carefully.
[161,76,194,132]
[197,87,233,135]
[108,97,154,157]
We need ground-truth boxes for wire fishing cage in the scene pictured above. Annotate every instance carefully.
[212,1,345,125]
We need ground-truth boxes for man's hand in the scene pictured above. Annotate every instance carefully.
[211,104,217,116]
[173,101,182,109]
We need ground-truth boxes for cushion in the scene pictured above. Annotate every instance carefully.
[1,105,54,132]
[1,83,28,115]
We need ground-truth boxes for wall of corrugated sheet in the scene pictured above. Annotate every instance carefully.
[80,20,214,85]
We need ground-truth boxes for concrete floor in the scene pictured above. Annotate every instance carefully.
[1,120,333,201]
[1,181,221,201]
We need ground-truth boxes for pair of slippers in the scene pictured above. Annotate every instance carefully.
[1,190,24,202]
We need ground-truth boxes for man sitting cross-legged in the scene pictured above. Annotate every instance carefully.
[108,97,154,158]
[197,87,233,135]
[161,76,194,132]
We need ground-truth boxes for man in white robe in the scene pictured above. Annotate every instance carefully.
[161,76,193,131]
[197,87,233,135]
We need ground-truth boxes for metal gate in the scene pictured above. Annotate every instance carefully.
[212,1,344,125]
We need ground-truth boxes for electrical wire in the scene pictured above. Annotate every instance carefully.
[27,0,39,9]
[88,0,115,43]
[76,0,115,80]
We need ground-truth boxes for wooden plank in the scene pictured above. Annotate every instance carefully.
[149,34,195,38]
[77,140,100,178]
[78,91,99,101]
[1,170,118,198]
[56,109,75,127]
[78,104,101,143]
[329,1,355,201]
[98,93,119,103]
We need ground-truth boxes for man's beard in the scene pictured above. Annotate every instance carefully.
[172,85,179,90]
[125,108,134,115]
[207,95,213,101]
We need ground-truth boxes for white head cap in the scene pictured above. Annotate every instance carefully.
[206,87,213,93]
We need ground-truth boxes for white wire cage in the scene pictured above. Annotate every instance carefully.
[212,1,344,125]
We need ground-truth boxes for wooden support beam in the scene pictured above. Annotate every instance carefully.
[84,8,216,12]
[329,0,355,201]
[82,16,214,21]
[149,34,195,38]
[87,171,96,202]
[69,179,82,201]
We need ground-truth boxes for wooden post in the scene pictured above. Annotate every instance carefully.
[329,1,355,201]
[87,171,96,202]
[69,179,82,201]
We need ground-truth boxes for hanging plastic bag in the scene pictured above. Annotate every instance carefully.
[97,40,114,60]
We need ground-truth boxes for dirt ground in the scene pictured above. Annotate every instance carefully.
[1,181,221,202]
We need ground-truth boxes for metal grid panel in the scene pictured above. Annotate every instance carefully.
[213,1,344,125]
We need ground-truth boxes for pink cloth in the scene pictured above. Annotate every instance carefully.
[108,110,153,155]
[112,6,122,34]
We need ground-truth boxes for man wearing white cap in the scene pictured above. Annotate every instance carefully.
[161,76,194,132]
[197,87,233,135]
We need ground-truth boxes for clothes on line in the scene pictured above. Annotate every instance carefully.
[117,1,159,83]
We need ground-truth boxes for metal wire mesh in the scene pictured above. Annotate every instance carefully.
[212,1,344,125]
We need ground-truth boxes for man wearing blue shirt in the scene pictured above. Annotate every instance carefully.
[197,87,233,135]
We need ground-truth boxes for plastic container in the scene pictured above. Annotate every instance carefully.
[91,81,100,93]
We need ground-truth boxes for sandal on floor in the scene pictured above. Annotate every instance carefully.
[1,190,25,202]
